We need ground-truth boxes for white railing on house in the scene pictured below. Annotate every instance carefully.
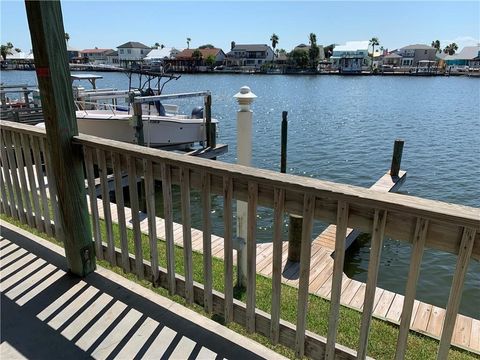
[0,120,478,359]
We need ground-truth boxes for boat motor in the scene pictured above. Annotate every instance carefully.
[191,106,204,119]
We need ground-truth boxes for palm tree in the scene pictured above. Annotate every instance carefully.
[1,42,14,61]
[369,37,380,71]
[186,37,191,49]
[443,43,458,55]
[308,33,319,70]
[270,33,279,61]
[153,42,160,49]
[230,41,236,51]
[431,40,441,53]
[65,32,70,44]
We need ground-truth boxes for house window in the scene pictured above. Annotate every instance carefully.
[127,49,132,54]
[424,50,427,55]
[119,49,124,54]
[140,50,144,54]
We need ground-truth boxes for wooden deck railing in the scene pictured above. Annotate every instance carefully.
[1,120,479,359]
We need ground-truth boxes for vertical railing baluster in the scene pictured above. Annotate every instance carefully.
[40,137,62,238]
[0,156,9,216]
[223,175,234,323]
[20,133,42,231]
[4,131,25,223]
[0,131,15,218]
[180,166,193,303]
[112,152,130,272]
[325,200,350,359]
[201,171,213,313]
[31,135,51,235]
[84,147,103,260]
[161,162,175,294]
[395,217,428,359]
[437,227,476,359]
[270,187,285,344]
[144,159,159,284]
[12,132,34,228]
[97,149,115,265]
[127,155,143,279]
[246,182,258,333]
[358,209,388,359]
[295,193,315,358]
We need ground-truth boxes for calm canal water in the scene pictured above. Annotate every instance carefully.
[2,71,479,318]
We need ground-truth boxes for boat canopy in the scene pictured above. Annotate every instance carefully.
[71,73,104,89]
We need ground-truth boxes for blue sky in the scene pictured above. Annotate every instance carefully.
[1,1,479,53]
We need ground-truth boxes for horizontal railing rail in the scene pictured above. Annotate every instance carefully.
[1,120,478,360]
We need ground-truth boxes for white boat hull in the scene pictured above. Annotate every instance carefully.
[76,111,214,147]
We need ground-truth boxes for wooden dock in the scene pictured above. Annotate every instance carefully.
[82,170,479,354]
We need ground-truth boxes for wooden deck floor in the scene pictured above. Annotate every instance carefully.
[88,176,480,355]
[0,222,287,360]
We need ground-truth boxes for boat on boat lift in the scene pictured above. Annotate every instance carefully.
[35,72,226,157]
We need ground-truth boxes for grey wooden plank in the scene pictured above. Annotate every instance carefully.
[12,132,34,227]
[270,187,285,344]
[84,147,103,260]
[246,182,258,333]
[223,175,233,323]
[161,162,175,294]
[180,166,193,303]
[358,209,388,360]
[201,171,213,313]
[0,131,16,218]
[144,159,159,283]
[127,155,143,279]
[3,131,26,222]
[31,135,52,235]
[294,193,315,358]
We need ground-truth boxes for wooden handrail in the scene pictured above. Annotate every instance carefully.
[0,120,478,260]
[1,120,478,359]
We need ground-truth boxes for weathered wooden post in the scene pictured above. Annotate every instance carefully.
[390,139,404,177]
[281,111,302,262]
[132,101,144,146]
[25,0,95,276]
[234,86,257,288]
[204,94,216,149]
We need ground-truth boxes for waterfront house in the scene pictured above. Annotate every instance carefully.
[66,44,81,62]
[444,45,480,70]
[105,50,119,66]
[382,53,402,67]
[330,40,370,73]
[117,41,152,68]
[165,48,226,72]
[144,47,181,61]
[395,44,437,67]
[293,43,326,61]
[81,48,114,65]
[225,44,275,69]
[1,50,35,70]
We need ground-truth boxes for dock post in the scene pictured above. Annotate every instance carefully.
[281,111,302,262]
[204,94,216,148]
[25,0,95,276]
[233,86,257,289]
[390,139,404,177]
[132,101,144,146]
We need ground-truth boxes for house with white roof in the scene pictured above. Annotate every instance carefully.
[143,47,181,62]
[330,41,370,73]
[444,45,480,69]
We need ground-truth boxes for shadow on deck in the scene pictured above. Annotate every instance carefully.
[0,222,285,360]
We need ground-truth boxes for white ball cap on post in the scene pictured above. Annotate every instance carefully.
[233,86,257,112]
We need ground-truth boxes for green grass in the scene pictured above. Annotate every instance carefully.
[1,213,478,360]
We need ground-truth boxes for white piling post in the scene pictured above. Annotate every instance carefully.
[234,86,257,288]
